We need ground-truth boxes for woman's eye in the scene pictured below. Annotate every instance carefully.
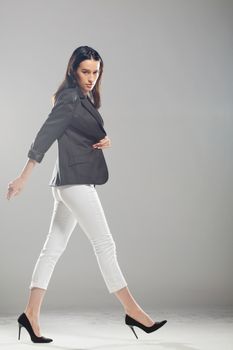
[83,71,98,74]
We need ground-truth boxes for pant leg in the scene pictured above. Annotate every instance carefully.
[29,186,77,290]
[57,184,128,293]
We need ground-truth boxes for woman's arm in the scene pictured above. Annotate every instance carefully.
[6,159,38,200]
[28,88,80,163]
[6,88,80,200]
[19,158,38,181]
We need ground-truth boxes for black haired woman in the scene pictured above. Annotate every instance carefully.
[6,46,167,343]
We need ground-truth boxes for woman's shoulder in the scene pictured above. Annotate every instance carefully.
[55,87,80,106]
[58,87,79,100]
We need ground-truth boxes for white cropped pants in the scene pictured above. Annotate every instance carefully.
[29,184,127,293]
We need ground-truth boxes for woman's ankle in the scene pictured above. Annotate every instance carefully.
[24,308,40,319]
[124,305,142,314]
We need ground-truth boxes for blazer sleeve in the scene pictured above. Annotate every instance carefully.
[27,88,80,163]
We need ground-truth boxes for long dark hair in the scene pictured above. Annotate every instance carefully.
[52,46,104,109]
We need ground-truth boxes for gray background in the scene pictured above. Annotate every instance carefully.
[1,0,232,313]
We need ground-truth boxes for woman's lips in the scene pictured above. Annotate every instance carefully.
[86,84,93,87]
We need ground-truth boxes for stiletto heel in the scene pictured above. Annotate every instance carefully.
[128,325,138,339]
[17,312,53,343]
[125,313,167,339]
[18,323,22,340]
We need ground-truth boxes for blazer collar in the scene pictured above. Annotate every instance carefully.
[75,82,87,100]
[75,83,104,127]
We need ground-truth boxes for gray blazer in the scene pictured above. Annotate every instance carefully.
[27,83,109,187]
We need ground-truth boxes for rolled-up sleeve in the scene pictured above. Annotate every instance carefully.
[28,88,80,163]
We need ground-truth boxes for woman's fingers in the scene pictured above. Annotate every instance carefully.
[93,137,111,149]
[6,188,13,200]
[7,189,19,200]
[6,178,25,200]
[7,187,15,199]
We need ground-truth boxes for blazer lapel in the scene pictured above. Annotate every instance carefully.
[75,84,104,127]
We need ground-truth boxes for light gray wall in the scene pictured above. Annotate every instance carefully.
[1,0,233,313]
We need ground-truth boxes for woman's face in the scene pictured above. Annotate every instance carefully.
[76,59,100,95]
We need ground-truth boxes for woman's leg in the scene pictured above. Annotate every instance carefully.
[57,184,155,326]
[57,184,127,293]
[24,186,77,336]
[114,287,154,326]
[24,287,46,337]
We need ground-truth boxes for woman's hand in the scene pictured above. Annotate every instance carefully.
[92,135,111,149]
[6,159,37,200]
[6,176,26,200]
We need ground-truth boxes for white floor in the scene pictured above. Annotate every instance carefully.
[0,307,232,350]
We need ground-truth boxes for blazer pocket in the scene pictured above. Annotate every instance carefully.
[68,150,93,166]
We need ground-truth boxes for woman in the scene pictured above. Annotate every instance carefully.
[6,46,167,343]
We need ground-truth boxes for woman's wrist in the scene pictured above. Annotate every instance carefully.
[19,159,37,181]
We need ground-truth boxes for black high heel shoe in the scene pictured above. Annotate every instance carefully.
[17,312,53,343]
[125,313,167,339]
